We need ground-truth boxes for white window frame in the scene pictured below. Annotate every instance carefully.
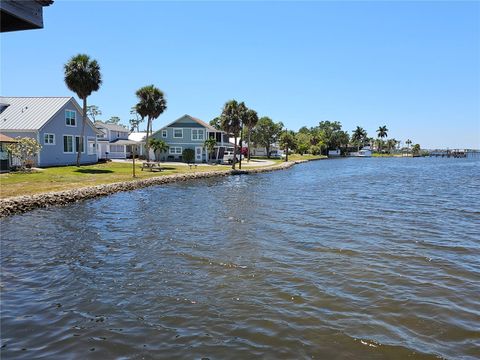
[162,130,167,138]
[191,129,204,141]
[75,136,85,153]
[65,109,76,127]
[44,133,55,145]
[169,146,182,154]
[63,135,74,153]
[173,128,183,138]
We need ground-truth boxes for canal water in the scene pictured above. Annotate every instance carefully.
[1,157,479,359]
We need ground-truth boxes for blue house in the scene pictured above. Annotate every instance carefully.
[0,97,100,167]
[151,114,230,162]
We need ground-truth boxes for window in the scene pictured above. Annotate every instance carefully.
[110,145,124,153]
[63,135,74,153]
[44,133,55,145]
[173,129,183,138]
[88,142,96,155]
[162,130,167,138]
[192,129,204,141]
[169,147,182,154]
[66,110,76,126]
[75,136,84,153]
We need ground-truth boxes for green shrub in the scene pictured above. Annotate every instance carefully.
[182,148,195,163]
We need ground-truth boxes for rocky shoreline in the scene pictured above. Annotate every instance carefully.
[0,160,306,218]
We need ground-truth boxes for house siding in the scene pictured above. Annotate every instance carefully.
[152,118,208,162]
[149,115,229,163]
[38,100,98,166]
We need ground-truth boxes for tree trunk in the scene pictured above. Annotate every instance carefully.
[145,117,150,162]
[285,145,288,162]
[238,125,243,169]
[132,145,136,177]
[77,97,87,167]
[247,129,251,162]
[266,144,270,158]
[232,136,237,170]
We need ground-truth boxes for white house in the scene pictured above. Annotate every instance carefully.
[94,121,137,159]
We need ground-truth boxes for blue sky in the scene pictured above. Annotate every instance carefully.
[1,1,479,149]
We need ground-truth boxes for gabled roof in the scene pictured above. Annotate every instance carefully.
[94,121,129,132]
[0,96,92,131]
[160,114,219,132]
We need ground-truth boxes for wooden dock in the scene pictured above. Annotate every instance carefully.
[428,149,479,158]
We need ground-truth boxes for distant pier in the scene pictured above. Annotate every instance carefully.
[428,149,479,158]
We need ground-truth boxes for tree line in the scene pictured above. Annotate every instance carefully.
[62,53,421,167]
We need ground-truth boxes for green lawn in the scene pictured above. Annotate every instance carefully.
[0,155,324,199]
[250,154,326,162]
[0,162,230,198]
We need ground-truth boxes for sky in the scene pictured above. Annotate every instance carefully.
[1,1,479,149]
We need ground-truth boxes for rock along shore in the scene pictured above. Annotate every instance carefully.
[0,160,308,218]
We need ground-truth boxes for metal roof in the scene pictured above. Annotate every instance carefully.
[94,121,129,132]
[0,97,72,130]
[110,139,140,145]
[128,132,147,142]
[160,114,219,132]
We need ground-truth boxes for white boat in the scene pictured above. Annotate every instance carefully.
[350,146,372,157]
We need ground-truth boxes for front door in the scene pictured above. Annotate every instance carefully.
[195,147,203,162]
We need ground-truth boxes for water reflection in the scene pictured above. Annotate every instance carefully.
[1,157,479,359]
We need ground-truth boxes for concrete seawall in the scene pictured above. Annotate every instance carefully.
[0,160,306,217]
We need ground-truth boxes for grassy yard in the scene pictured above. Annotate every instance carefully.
[0,155,324,199]
[250,154,327,162]
[0,162,231,198]
[287,154,327,161]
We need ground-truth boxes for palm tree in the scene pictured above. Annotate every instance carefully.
[352,126,367,151]
[220,100,243,170]
[148,138,169,162]
[386,138,398,154]
[405,139,412,155]
[244,109,258,162]
[237,102,248,169]
[135,85,167,161]
[376,125,388,152]
[204,138,217,162]
[412,144,421,156]
[279,130,297,162]
[64,54,102,166]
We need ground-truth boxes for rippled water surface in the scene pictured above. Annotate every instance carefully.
[1,157,480,359]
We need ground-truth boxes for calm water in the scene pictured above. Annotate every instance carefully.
[1,158,479,359]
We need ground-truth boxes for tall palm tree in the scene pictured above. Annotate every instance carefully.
[406,139,412,155]
[352,126,367,151]
[237,102,248,169]
[135,85,167,161]
[220,100,243,170]
[376,125,388,152]
[64,54,102,166]
[244,109,258,162]
[279,130,296,162]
